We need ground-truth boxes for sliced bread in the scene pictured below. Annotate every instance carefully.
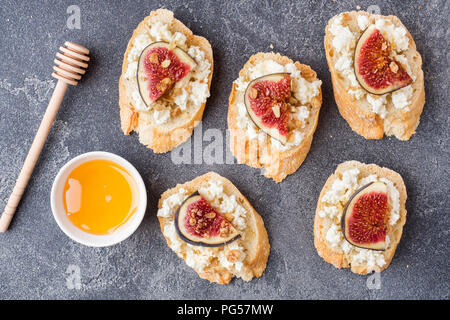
[324,11,425,140]
[157,172,270,284]
[228,52,322,182]
[119,9,213,153]
[314,160,407,274]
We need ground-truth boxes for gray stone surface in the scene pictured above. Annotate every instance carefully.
[0,0,448,300]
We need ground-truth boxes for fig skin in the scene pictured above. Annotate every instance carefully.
[354,25,412,96]
[244,73,291,145]
[341,182,388,251]
[174,192,241,247]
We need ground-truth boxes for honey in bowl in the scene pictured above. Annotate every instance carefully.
[63,159,139,235]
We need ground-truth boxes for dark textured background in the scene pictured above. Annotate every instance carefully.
[0,0,448,299]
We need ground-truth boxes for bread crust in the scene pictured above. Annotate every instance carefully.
[228,52,322,183]
[119,9,213,153]
[157,172,270,284]
[314,161,407,274]
[324,11,425,140]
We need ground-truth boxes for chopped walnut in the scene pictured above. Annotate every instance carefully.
[224,213,234,221]
[170,107,181,117]
[390,61,399,73]
[249,87,258,99]
[157,77,173,91]
[149,53,159,64]
[289,119,303,130]
[300,68,316,80]
[226,250,241,263]
[161,59,171,68]
[205,211,216,219]
[152,101,167,111]
[220,220,231,237]
[289,96,298,106]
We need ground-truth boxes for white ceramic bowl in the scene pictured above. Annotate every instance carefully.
[51,151,147,247]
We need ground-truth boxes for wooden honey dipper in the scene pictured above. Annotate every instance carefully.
[0,41,90,232]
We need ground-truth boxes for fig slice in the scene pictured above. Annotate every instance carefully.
[137,41,196,107]
[244,73,291,144]
[341,181,388,251]
[175,192,241,247]
[354,25,412,95]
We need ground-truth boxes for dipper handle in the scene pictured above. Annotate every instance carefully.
[0,42,89,232]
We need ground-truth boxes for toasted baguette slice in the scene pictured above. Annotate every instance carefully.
[324,11,425,140]
[228,52,322,183]
[157,172,270,284]
[119,9,213,153]
[314,161,407,274]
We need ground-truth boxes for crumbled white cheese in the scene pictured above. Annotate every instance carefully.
[318,206,339,219]
[248,59,285,79]
[149,21,173,42]
[271,131,305,151]
[246,123,259,140]
[395,54,416,81]
[157,187,188,218]
[357,15,369,30]
[234,76,248,92]
[153,109,171,125]
[198,180,224,203]
[329,15,355,54]
[375,19,409,52]
[334,55,352,72]
[322,168,360,205]
[284,63,301,79]
[379,178,400,226]
[293,76,322,105]
[326,224,342,247]
[163,221,183,252]
[172,32,187,47]
[360,174,378,186]
[189,81,210,106]
[124,61,138,80]
[217,242,246,272]
[131,90,147,111]
[292,106,310,128]
[187,46,211,81]
[341,240,351,254]
[392,85,413,110]
[173,88,189,111]
[367,94,388,119]
[127,34,152,63]
[185,245,216,271]
[352,248,386,268]
[348,88,365,100]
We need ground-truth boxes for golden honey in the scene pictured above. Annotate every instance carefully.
[63,159,138,235]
